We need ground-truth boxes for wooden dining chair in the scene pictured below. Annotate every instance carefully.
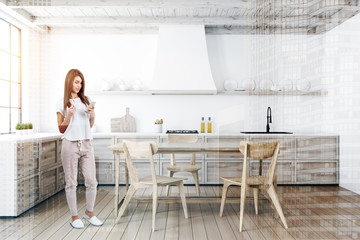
[116,140,188,232]
[166,134,201,196]
[219,141,288,232]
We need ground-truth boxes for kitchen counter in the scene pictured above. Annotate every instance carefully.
[92,132,339,137]
[0,132,62,142]
[0,131,339,141]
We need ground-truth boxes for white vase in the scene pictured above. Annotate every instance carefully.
[241,79,256,91]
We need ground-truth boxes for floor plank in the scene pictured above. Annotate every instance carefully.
[204,186,238,240]
[32,188,108,240]
[2,186,360,240]
[1,191,72,240]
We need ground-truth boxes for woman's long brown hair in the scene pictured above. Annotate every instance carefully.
[63,69,89,114]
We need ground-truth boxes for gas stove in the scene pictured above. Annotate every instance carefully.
[166,130,199,134]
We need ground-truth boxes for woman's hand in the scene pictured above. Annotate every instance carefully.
[68,104,76,116]
[86,105,95,119]
[86,105,96,128]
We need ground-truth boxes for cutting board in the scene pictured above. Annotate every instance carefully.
[111,107,136,132]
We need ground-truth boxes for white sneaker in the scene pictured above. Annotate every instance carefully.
[70,219,84,229]
[83,215,103,226]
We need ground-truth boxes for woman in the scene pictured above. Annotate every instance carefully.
[56,69,103,229]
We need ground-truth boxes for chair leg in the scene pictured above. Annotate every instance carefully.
[192,171,200,196]
[152,186,158,232]
[219,181,231,217]
[239,184,247,232]
[178,181,188,218]
[115,185,136,223]
[166,171,174,196]
[253,188,259,215]
[266,185,288,229]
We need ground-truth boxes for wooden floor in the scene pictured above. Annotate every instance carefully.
[1,185,360,240]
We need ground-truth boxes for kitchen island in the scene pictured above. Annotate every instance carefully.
[0,133,63,216]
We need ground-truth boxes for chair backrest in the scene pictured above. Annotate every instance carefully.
[168,134,199,143]
[122,140,158,184]
[167,134,199,165]
[239,141,280,185]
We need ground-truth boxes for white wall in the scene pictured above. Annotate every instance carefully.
[37,30,321,134]
[322,14,360,194]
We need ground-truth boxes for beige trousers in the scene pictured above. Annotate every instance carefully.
[61,139,98,216]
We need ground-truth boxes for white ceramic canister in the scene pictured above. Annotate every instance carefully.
[155,124,163,133]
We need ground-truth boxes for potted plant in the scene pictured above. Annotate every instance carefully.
[15,123,24,135]
[15,122,34,135]
[28,123,33,134]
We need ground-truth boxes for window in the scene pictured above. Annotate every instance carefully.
[0,18,21,134]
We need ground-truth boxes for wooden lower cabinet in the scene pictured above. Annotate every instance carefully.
[78,160,115,185]
[296,137,338,160]
[40,168,57,200]
[296,161,338,184]
[78,159,159,185]
[16,174,40,215]
[16,142,39,179]
[204,136,248,184]
[204,160,295,185]
[40,140,57,171]
[249,135,295,160]
[92,138,114,161]
[249,160,295,184]
[205,160,244,184]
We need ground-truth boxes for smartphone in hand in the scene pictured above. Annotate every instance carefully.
[86,101,96,113]
[89,101,96,108]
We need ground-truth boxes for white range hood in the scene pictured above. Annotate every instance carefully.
[151,25,217,95]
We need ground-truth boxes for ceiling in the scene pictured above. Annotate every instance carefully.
[5,0,360,34]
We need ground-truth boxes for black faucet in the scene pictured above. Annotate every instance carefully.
[266,107,272,133]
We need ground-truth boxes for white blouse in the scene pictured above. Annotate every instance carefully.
[56,97,93,141]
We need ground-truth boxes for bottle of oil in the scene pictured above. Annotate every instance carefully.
[201,117,205,133]
[207,117,212,133]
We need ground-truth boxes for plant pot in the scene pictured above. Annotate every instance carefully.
[16,130,25,135]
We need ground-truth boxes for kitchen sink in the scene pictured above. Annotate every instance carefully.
[241,131,293,134]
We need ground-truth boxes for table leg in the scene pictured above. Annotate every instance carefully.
[114,153,120,217]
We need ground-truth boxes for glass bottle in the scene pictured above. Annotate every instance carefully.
[207,117,212,133]
[201,117,205,133]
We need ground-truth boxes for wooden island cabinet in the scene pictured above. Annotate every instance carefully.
[0,134,64,216]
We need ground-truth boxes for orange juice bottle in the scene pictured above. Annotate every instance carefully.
[207,117,212,133]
